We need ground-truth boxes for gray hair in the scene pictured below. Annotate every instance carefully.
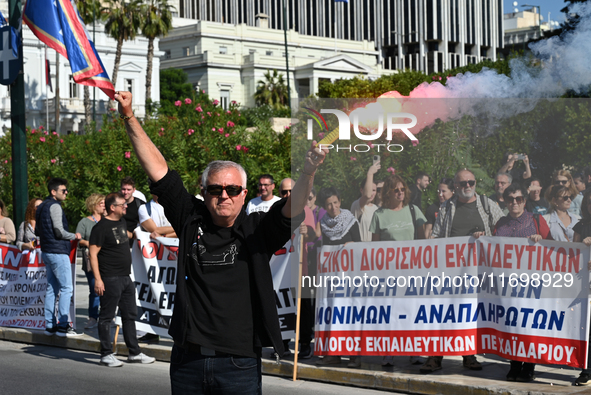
[202,160,248,189]
[496,172,512,184]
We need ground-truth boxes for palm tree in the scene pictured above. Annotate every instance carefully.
[254,69,288,109]
[141,0,174,114]
[75,0,101,130]
[102,0,142,108]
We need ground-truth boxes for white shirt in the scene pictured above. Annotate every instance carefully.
[543,211,580,242]
[350,198,378,242]
[138,200,171,227]
[246,196,281,215]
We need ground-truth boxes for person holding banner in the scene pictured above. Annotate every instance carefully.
[573,190,591,386]
[316,186,361,367]
[492,183,552,382]
[424,178,454,239]
[369,174,426,366]
[114,91,326,394]
[16,198,42,251]
[424,169,504,373]
[543,184,580,242]
[89,192,155,368]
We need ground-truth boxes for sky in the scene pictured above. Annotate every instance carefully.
[504,0,569,24]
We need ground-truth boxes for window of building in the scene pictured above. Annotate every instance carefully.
[183,47,190,56]
[125,79,133,95]
[282,52,286,57]
[219,46,227,54]
[69,76,77,98]
[266,50,273,56]
[164,50,171,59]
[220,90,230,110]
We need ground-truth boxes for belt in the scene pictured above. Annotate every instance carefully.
[175,341,230,357]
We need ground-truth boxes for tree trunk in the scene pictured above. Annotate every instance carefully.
[84,85,91,132]
[145,37,154,116]
[109,36,124,109]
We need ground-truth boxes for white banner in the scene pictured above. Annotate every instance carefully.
[313,236,590,368]
[130,230,299,340]
[0,243,77,330]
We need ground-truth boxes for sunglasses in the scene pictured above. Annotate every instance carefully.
[307,196,314,201]
[559,195,575,201]
[280,190,291,197]
[457,180,476,187]
[554,180,568,185]
[205,185,243,196]
[392,188,405,194]
[505,196,524,204]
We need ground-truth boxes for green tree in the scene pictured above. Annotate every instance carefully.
[75,0,102,129]
[140,0,174,114]
[102,0,142,107]
[159,68,194,115]
[254,69,288,109]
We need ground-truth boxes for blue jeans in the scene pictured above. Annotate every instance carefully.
[43,253,73,329]
[170,344,261,395]
[84,269,100,319]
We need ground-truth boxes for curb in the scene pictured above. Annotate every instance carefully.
[1,327,586,395]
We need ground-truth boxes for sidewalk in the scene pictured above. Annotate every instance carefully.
[0,264,587,395]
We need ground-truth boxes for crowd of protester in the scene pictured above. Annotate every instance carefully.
[4,150,591,384]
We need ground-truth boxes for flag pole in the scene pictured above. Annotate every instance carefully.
[9,0,28,226]
[45,46,48,129]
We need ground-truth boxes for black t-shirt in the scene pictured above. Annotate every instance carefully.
[122,197,145,233]
[185,217,256,358]
[450,200,486,237]
[409,185,422,211]
[89,218,132,277]
[573,220,591,239]
[426,202,439,225]
[489,194,506,210]
[525,197,549,215]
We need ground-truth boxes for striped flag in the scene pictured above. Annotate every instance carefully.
[23,0,115,99]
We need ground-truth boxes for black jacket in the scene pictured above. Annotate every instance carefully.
[151,170,302,355]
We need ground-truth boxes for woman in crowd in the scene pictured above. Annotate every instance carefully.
[370,174,426,242]
[16,198,42,251]
[75,193,105,330]
[315,187,360,368]
[370,174,427,366]
[572,190,591,386]
[543,185,579,242]
[0,199,16,244]
[548,170,582,216]
[424,178,454,239]
[493,183,552,382]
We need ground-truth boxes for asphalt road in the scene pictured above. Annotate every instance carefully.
[0,340,401,395]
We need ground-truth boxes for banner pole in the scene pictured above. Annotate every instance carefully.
[292,234,304,381]
[112,325,120,353]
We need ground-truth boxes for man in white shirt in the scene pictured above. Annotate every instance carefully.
[138,194,177,238]
[246,174,281,214]
[350,162,380,242]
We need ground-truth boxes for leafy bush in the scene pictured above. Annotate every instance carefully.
[0,92,291,227]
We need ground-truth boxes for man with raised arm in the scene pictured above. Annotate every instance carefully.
[114,91,327,394]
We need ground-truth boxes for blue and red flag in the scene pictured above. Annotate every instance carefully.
[24,0,115,99]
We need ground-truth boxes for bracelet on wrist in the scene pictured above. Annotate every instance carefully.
[119,113,134,121]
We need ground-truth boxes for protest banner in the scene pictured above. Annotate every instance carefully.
[129,230,300,340]
[313,236,590,368]
[0,242,77,330]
